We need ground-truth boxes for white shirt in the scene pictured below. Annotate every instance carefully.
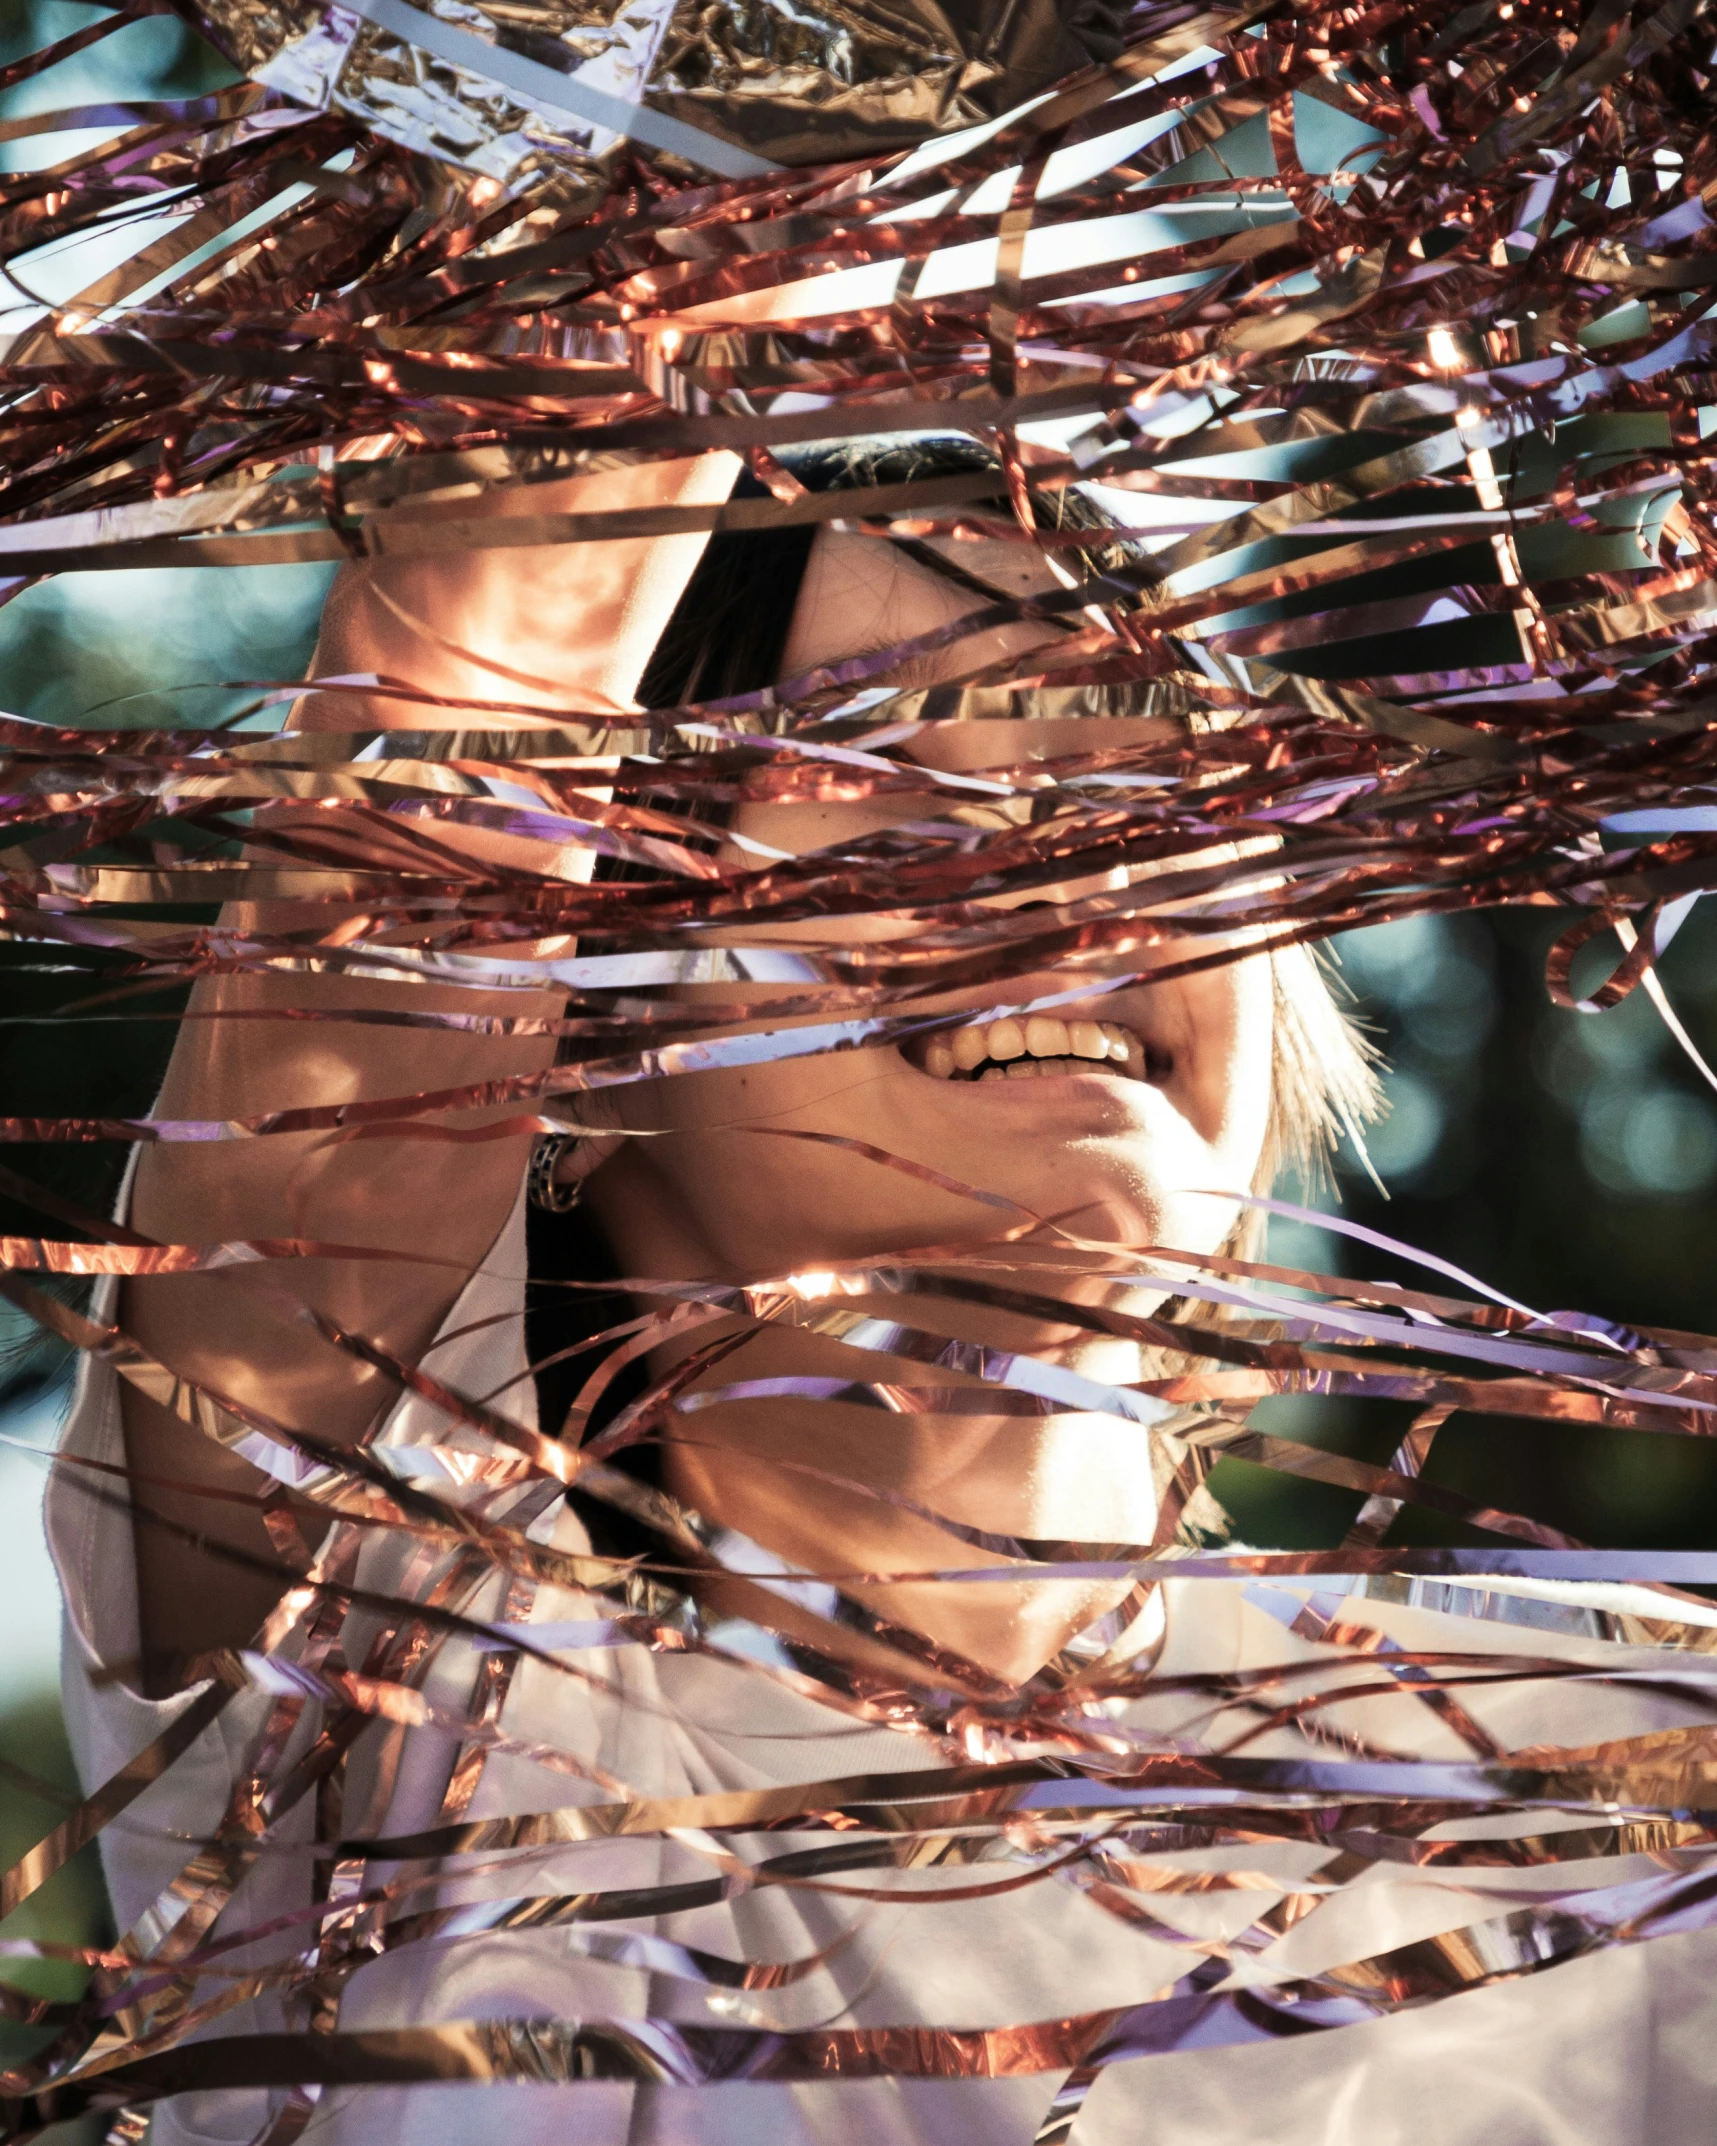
[47,1189,1717,2145]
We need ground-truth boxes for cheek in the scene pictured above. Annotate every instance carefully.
[610,959,1281,1273]
[1162,956,1274,1151]
[624,1059,892,1269]
[1206,955,1276,1180]
[1138,957,1275,1250]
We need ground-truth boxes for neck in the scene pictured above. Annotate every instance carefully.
[585,1155,1170,1684]
[652,1304,1164,1685]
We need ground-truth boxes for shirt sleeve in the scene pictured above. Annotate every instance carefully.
[43,1162,540,1931]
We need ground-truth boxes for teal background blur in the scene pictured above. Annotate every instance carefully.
[6,0,1717,2105]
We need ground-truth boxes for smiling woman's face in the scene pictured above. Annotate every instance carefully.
[290,458,1279,1678]
[586,524,1277,1299]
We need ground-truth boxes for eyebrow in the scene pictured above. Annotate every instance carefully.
[847,637,963,692]
[828,541,1073,692]
[851,613,1072,694]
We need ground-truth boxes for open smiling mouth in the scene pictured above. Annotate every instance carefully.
[905,1015,1172,1084]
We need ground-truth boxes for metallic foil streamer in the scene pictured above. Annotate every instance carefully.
[12,0,1717,2137]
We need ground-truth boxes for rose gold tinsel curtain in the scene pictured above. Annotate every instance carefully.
[9,0,1717,2133]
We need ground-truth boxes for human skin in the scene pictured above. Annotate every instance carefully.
[119,464,1272,1693]
[588,527,1274,1678]
[119,453,740,1690]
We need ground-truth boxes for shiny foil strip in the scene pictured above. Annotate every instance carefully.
[10,0,1717,2137]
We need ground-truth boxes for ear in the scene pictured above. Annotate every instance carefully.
[541,1088,630,1194]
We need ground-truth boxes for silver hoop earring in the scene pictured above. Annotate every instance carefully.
[527,1131,586,1213]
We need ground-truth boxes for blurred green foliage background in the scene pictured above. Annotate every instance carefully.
[5,0,1717,2114]
[1221,904,1717,1549]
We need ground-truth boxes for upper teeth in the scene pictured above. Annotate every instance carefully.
[921,1015,1148,1081]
